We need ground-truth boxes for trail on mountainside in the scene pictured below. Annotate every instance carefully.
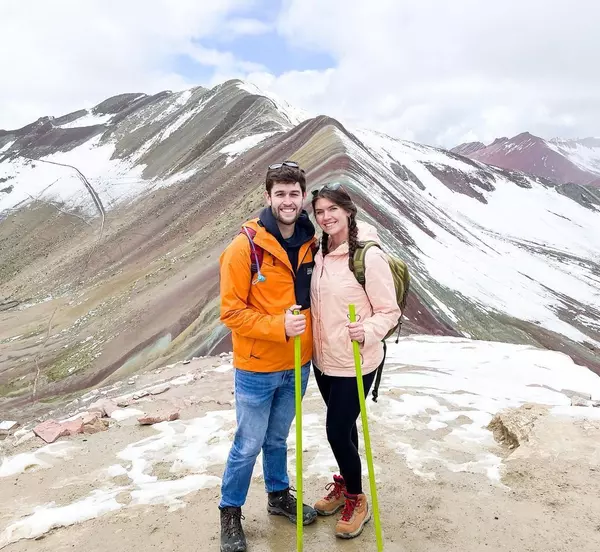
[23,157,105,234]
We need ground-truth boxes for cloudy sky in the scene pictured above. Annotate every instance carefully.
[1,0,598,147]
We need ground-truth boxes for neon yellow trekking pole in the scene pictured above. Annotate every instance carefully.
[293,310,303,552]
[349,304,383,551]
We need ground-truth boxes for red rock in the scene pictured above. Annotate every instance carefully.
[33,420,70,443]
[138,411,180,425]
[61,419,85,436]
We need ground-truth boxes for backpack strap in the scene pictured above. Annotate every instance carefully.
[239,226,266,283]
[352,240,380,287]
[371,340,387,403]
[351,241,390,403]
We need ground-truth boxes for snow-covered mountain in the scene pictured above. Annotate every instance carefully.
[1,80,599,411]
[452,132,600,187]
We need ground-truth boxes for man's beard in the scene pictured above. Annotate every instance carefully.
[271,206,301,226]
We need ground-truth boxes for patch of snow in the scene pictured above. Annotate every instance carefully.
[0,491,122,548]
[547,139,600,177]
[0,442,78,478]
[550,405,600,420]
[161,109,199,140]
[58,110,113,129]
[0,135,146,216]
[160,95,212,141]
[131,474,220,510]
[0,140,15,154]
[212,363,233,373]
[169,373,195,386]
[220,132,276,165]
[110,408,145,422]
[155,89,195,121]
[236,81,311,126]
[0,421,18,432]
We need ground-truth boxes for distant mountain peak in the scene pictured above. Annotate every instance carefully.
[450,141,486,156]
[452,131,600,187]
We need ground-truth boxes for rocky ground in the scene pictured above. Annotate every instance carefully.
[1,338,600,552]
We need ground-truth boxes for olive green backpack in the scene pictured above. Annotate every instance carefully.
[351,240,411,401]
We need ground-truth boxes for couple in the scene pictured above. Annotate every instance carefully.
[218,161,400,552]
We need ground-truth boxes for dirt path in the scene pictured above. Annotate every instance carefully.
[1,350,600,552]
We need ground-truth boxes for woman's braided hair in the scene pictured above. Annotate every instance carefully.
[311,184,359,271]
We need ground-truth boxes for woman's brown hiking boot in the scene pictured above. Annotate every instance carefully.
[314,474,346,516]
[335,493,371,539]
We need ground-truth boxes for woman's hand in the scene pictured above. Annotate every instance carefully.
[347,322,365,344]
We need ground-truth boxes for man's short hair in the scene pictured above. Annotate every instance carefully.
[265,164,306,194]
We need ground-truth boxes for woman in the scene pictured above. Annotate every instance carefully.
[310,183,401,539]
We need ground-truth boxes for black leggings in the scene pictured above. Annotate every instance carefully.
[313,366,377,495]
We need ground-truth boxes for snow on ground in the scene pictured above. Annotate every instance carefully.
[0,135,147,216]
[344,128,600,345]
[2,337,600,548]
[0,491,122,548]
[0,442,79,478]
[220,132,277,165]
[155,89,194,121]
[0,140,15,154]
[161,106,202,141]
[236,81,312,126]
[58,111,113,129]
[547,139,600,177]
[368,336,600,481]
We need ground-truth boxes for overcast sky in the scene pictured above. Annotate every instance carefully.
[1,0,598,147]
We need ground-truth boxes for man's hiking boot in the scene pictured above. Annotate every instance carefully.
[314,474,346,516]
[220,506,247,552]
[335,493,371,539]
[267,487,318,525]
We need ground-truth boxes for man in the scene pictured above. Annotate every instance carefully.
[218,160,318,552]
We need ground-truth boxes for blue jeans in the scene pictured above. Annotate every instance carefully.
[219,363,311,508]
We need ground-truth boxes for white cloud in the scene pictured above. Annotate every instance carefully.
[0,0,259,129]
[2,1,599,147]
[223,18,272,37]
[242,0,600,146]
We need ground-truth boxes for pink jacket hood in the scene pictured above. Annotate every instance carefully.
[310,220,401,376]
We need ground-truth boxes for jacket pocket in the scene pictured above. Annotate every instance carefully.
[235,335,254,360]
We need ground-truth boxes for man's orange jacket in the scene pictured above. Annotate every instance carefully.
[219,215,317,372]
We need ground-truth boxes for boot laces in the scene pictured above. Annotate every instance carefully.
[340,496,359,522]
[281,487,298,509]
[222,508,244,538]
[324,480,344,501]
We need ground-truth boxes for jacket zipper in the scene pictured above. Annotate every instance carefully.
[317,255,326,375]
[292,241,313,279]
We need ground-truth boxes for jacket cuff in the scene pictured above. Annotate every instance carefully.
[276,313,288,343]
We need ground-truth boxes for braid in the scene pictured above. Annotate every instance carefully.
[321,233,329,256]
[347,215,359,272]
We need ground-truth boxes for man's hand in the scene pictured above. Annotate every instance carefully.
[347,322,365,344]
[285,304,306,337]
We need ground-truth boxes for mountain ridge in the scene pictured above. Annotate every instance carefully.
[1,79,599,417]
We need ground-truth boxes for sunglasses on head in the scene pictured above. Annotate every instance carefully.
[311,182,344,197]
[268,160,300,170]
